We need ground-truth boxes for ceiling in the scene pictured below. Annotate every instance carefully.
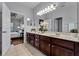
[8,2,40,8]
[18,2,40,8]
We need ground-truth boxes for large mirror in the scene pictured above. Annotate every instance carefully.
[33,2,78,33]
[52,2,77,33]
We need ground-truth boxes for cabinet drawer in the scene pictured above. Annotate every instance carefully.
[55,45,74,56]
[40,35,50,42]
[54,39,74,50]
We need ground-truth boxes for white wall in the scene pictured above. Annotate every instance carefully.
[2,3,11,55]
[33,2,77,32]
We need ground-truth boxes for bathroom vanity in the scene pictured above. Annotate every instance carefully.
[26,32,79,56]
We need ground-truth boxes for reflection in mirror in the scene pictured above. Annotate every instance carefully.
[51,2,78,33]
[33,2,78,33]
[10,12,24,45]
[54,17,62,32]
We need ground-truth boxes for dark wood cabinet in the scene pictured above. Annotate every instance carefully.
[40,40,50,55]
[40,41,50,56]
[35,35,40,49]
[27,33,30,43]
[26,32,79,56]
[54,38,74,50]
[50,44,55,56]
[50,37,74,56]
[74,42,79,56]
[27,33,35,46]
[54,45,74,56]
[40,36,50,55]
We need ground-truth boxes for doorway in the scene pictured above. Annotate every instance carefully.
[10,12,24,45]
[54,17,62,32]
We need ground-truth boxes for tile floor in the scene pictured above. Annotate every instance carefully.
[4,43,45,56]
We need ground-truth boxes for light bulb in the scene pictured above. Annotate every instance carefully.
[42,9,45,15]
[37,12,39,15]
[42,9,45,12]
[53,7,56,10]
[45,8,47,11]
[50,4,54,8]
[49,8,53,11]
[47,6,50,10]
[27,18,30,21]
[40,10,43,15]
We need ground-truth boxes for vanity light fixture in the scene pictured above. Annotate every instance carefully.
[37,4,57,16]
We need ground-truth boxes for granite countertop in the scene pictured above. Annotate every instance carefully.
[27,31,79,42]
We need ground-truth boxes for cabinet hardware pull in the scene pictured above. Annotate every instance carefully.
[49,44,50,46]
[52,45,54,47]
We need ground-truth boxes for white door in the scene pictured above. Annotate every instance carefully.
[2,3,11,55]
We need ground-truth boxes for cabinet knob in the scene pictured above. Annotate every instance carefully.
[52,45,54,47]
[36,39,37,40]
[49,44,50,46]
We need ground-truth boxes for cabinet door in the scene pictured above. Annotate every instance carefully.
[27,33,35,46]
[55,45,74,56]
[51,45,55,56]
[27,33,30,43]
[35,41,39,49]
[40,40,50,55]
[74,42,79,56]
[30,39,34,46]
[30,37,35,46]
[35,36,39,48]
[35,35,39,48]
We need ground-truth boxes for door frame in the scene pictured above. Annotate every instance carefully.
[54,17,62,32]
[10,10,25,44]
